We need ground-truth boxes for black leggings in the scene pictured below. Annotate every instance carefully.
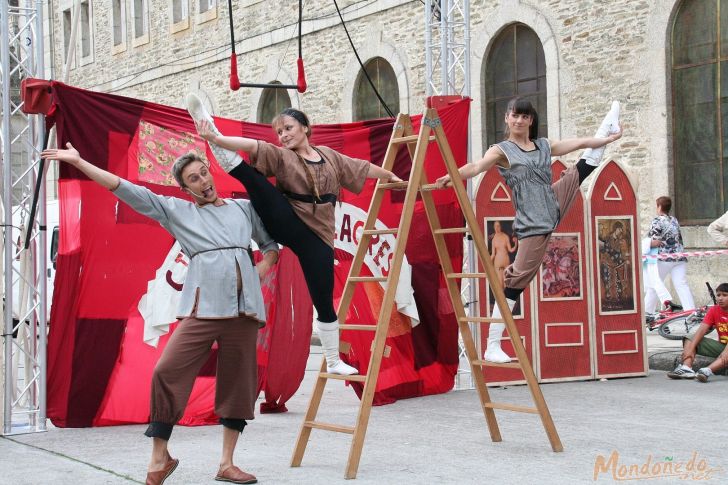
[229,162,338,323]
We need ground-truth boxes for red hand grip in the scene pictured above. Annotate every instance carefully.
[296,58,307,93]
[230,54,240,91]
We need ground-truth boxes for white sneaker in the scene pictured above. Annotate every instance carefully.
[583,100,621,166]
[666,365,695,379]
[185,93,242,172]
[696,368,712,383]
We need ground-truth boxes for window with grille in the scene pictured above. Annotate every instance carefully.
[258,82,292,124]
[484,23,547,147]
[671,0,728,222]
[353,57,399,121]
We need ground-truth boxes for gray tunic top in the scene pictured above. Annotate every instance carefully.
[495,138,559,239]
[113,179,278,324]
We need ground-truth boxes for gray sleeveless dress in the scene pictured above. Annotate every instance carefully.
[495,138,559,239]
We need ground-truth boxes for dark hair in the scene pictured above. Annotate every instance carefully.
[504,97,539,140]
[656,196,672,213]
[172,152,208,187]
[716,283,728,293]
[272,107,312,138]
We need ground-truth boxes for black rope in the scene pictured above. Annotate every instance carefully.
[299,0,303,59]
[24,122,52,250]
[227,0,236,55]
[332,0,395,118]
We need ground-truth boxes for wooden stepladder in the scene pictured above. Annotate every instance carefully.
[291,108,562,479]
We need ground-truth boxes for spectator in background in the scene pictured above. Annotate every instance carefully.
[667,282,728,382]
[707,209,728,246]
[642,236,675,316]
[645,196,695,312]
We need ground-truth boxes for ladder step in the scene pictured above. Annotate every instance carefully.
[320,372,367,382]
[473,359,520,369]
[433,227,471,234]
[303,421,356,434]
[349,276,388,282]
[378,181,409,190]
[390,134,436,144]
[419,183,441,192]
[458,316,505,323]
[361,228,398,235]
[483,402,539,414]
[339,324,377,331]
[446,272,486,279]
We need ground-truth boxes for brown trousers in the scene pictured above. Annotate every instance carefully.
[150,316,258,426]
[504,164,582,290]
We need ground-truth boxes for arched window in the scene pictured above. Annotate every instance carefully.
[353,57,399,121]
[257,82,292,124]
[671,1,727,222]
[484,23,547,148]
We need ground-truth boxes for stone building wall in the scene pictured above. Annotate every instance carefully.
[44,0,727,301]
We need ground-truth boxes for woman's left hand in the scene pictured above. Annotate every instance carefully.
[388,173,404,183]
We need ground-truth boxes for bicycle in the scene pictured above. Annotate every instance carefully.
[645,282,718,340]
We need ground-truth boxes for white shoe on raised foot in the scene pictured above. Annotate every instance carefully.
[583,100,621,166]
[596,100,621,137]
[185,93,242,172]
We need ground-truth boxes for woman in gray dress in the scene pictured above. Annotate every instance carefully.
[436,97,622,363]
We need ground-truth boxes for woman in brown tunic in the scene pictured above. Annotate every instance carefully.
[188,95,401,375]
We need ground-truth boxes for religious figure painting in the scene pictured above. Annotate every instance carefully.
[596,216,636,314]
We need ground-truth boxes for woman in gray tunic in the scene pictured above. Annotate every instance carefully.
[41,144,277,485]
[436,97,622,363]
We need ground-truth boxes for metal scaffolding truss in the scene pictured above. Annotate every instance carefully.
[1,0,47,435]
[424,0,476,389]
[425,0,470,98]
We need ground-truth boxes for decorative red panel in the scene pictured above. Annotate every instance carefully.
[536,160,592,381]
[475,167,534,384]
[586,160,647,377]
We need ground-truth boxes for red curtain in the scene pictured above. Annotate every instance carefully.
[44,81,470,426]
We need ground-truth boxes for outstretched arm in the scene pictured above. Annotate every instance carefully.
[550,127,622,157]
[367,164,403,183]
[435,144,507,188]
[41,143,120,190]
[195,119,258,158]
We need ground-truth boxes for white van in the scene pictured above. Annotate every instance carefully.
[10,199,59,325]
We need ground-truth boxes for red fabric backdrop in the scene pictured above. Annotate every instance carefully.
[44,81,469,426]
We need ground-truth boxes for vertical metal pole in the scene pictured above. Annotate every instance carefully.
[1,0,14,435]
[439,0,448,94]
[35,0,47,430]
[462,0,476,388]
[425,1,433,97]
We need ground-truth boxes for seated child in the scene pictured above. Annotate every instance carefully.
[667,283,728,382]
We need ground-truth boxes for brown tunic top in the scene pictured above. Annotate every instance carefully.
[251,140,370,246]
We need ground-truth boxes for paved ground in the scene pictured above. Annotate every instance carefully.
[2,337,727,484]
